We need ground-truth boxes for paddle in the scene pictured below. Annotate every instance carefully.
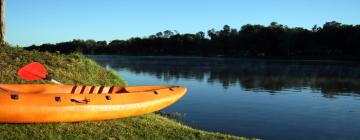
[17,62,62,84]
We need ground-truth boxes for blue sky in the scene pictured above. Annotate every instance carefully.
[6,0,360,46]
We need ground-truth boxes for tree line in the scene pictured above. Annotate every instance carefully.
[25,21,360,60]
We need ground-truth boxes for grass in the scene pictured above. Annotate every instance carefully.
[0,46,125,85]
[0,45,250,140]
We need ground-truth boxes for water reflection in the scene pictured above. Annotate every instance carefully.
[90,55,360,98]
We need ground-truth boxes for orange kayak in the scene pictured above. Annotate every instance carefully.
[0,84,187,123]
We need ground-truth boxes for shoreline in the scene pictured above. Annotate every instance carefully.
[86,54,360,64]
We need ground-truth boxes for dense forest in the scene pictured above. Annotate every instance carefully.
[25,21,360,60]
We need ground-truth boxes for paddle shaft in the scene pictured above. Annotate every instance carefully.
[50,79,62,84]
[45,76,62,85]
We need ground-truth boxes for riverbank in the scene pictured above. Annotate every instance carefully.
[87,54,360,64]
[0,45,248,140]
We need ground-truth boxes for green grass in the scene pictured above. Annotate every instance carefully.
[0,46,125,85]
[0,45,250,140]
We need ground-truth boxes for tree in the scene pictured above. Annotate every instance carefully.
[163,30,174,38]
[0,0,4,44]
[195,31,205,39]
[323,21,341,29]
[223,25,230,33]
[207,29,217,39]
[155,32,163,38]
[312,25,320,32]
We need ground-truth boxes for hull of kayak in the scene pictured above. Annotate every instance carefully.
[0,84,186,123]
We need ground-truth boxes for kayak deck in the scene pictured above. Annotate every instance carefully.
[0,84,176,94]
[0,84,187,123]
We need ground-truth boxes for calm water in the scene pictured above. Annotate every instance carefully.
[88,55,360,140]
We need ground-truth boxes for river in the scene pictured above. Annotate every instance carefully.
[88,55,360,140]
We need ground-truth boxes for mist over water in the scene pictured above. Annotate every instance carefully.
[89,55,360,140]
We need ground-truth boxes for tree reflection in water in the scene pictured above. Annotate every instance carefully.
[90,56,360,98]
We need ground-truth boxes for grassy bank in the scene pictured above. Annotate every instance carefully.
[0,45,248,140]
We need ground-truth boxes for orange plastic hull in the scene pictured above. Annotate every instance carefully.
[0,84,187,123]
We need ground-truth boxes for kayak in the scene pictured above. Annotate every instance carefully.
[0,84,187,123]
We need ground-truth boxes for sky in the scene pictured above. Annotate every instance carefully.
[6,0,360,46]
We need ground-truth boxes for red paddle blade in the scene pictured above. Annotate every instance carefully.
[17,62,47,81]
